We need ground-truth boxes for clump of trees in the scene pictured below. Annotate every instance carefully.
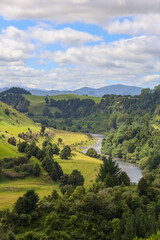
[17,140,63,181]
[14,189,39,215]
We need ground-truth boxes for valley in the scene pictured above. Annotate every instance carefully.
[0,86,160,239]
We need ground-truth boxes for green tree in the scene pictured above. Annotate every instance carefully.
[68,170,84,186]
[42,107,50,117]
[86,148,97,158]
[8,137,17,146]
[118,171,130,186]
[33,163,41,177]
[14,190,39,214]
[52,143,60,155]
[138,177,149,196]
[58,138,62,144]
[97,156,121,182]
[41,124,46,134]
[60,145,71,159]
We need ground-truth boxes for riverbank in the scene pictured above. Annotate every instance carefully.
[82,133,142,183]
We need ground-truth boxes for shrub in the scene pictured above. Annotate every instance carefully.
[8,137,17,146]
[60,145,71,159]
[5,108,10,115]
[86,148,97,158]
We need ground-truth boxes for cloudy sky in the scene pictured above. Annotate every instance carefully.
[0,0,160,90]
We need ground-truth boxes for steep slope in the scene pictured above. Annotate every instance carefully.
[0,101,102,209]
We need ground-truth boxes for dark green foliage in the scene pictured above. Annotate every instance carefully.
[97,156,121,182]
[42,155,54,175]
[4,108,9,115]
[42,155,63,181]
[45,97,49,104]
[138,177,149,196]
[50,98,95,118]
[97,156,130,187]
[118,171,130,186]
[68,170,84,186]
[8,137,17,146]
[0,156,41,179]
[1,87,31,95]
[14,190,39,215]
[60,145,71,159]
[60,170,84,188]
[18,141,28,152]
[60,174,69,186]
[0,92,30,113]
[140,88,154,110]
[86,148,97,158]
[148,153,160,170]
[7,231,16,240]
[60,184,74,196]
[17,140,63,181]
[40,124,46,134]
[52,143,60,155]
[1,181,160,240]
[33,163,41,177]
[42,107,50,117]
[54,111,61,118]
[102,121,160,172]
[58,138,62,144]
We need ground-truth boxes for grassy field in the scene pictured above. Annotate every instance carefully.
[0,101,101,210]
[24,94,102,105]
[55,151,101,187]
[0,177,59,210]
[0,151,102,209]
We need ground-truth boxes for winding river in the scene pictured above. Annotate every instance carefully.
[82,134,143,183]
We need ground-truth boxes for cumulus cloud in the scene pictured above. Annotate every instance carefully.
[44,36,160,67]
[0,32,159,90]
[0,27,34,64]
[0,0,160,24]
[2,25,102,47]
[28,26,102,45]
[105,14,160,35]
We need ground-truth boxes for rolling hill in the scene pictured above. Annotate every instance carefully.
[0,101,102,209]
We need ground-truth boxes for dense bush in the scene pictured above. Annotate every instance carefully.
[86,148,97,158]
[8,137,17,146]
[60,145,71,159]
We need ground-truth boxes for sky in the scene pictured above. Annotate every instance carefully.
[0,0,160,90]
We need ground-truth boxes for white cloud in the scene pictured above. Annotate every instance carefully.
[0,27,34,64]
[0,0,160,24]
[28,26,102,45]
[44,36,160,67]
[105,14,160,35]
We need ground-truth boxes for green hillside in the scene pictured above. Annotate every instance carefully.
[0,101,101,210]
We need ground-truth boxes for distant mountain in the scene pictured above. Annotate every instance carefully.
[0,87,8,93]
[28,84,143,97]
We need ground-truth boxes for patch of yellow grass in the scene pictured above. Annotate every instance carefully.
[55,151,102,187]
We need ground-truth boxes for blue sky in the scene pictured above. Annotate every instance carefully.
[0,0,160,90]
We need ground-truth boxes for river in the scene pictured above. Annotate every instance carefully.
[82,134,143,183]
